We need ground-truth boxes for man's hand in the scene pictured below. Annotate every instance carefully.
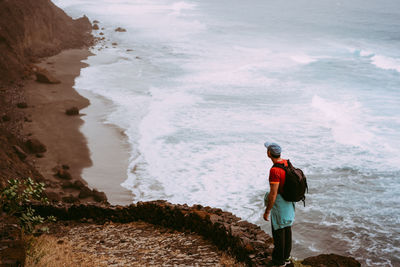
[263,210,270,221]
[264,183,279,222]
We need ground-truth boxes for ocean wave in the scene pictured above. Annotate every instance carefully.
[371,54,400,73]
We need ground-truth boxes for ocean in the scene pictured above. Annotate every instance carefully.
[54,0,400,265]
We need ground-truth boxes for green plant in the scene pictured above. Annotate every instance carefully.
[0,178,56,233]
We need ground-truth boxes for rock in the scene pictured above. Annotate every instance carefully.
[26,138,47,153]
[62,164,70,170]
[56,168,72,180]
[73,180,86,190]
[12,145,27,160]
[0,215,25,266]
[78,187,92,199]
[92,23,99,30]
[65,107,79,116]
[2,114,11,122]
[24,116,32,122]
[112,42,118,46]
[35,67,61,84]
[93,20,100,24]
[302,253,361,267]
[16,102,28,108]
[115,27,126,32]
[92,189,107,203]
[45,191,61,202]
[126,49,133,52]
[99,32,104,35]
[35,153,44,158]
[62,194,79,204]
[61,181,74,189]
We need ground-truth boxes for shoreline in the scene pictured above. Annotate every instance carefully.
[78,89,133,205]
[22,48,132,205]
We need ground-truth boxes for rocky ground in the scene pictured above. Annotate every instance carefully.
[31,221,245,266]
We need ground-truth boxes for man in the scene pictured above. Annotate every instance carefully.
[263,142,295,267]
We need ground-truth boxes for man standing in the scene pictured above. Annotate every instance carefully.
[263,142,295,267]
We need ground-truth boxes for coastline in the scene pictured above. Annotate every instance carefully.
[78,89,133,205]
[22,48,132,205]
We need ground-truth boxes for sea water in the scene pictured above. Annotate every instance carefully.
[53,0,400,265]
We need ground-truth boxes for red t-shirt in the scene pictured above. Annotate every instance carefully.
[269,159,288,194]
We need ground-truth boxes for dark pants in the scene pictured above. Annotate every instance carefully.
[271,223,292,264]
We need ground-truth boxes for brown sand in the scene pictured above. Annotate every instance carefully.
[22,48,132,205]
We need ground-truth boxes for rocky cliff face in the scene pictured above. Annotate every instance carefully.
[0,0,92,84]
[0,0,93,186]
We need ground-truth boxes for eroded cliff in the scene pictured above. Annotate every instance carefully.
[0,0,92,84]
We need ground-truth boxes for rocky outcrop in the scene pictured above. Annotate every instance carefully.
[0,214,25,266]
[65,107,79,116]
[25,138,47,153]
[34,67,61,84]
[0,0,93,85]
[115,27,126,32]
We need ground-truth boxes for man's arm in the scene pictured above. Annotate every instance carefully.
[263,183,279,221]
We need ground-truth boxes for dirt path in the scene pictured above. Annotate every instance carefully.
[29,221,245,266]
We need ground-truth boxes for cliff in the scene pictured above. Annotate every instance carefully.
[0,0,93,187]
[0,0,92,85]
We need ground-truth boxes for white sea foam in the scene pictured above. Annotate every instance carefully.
[371,54,400,73]
[311,95,374,147]
[290,54,317,64]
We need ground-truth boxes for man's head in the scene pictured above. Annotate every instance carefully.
[264,142,281,159]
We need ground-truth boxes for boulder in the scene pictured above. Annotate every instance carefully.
[1,114,11,122]
[93,20,100,24]
[302,253,361,267]
[61,181,74,189]
[55,168,72,180]
[92,189,107,203]
[12,145,27,160]
[73,180,86,190]
[115,27,126,32]
[112,42,118,46]
[92,23,99,30]
[62,164,70,170]
[62,194,80,204]
[65,107,79,116]
[34,67,61,84]
[78,187,92,199]
[45,191,61,202]
[16,102,28,108]
[26,138,47,153]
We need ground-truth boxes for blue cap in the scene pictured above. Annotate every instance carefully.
[264,142,281,156]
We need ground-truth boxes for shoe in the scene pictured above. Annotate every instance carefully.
[266,260,286,267]
[284,258,294,267]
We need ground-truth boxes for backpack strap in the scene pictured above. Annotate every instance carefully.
[272,160,288,170]
[272,163,285,169]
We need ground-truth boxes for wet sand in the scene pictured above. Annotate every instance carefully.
[23,48,132,205]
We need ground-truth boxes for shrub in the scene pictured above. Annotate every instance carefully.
[0,178,56,233]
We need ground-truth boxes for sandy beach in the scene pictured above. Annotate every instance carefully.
[22,48,132,205]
